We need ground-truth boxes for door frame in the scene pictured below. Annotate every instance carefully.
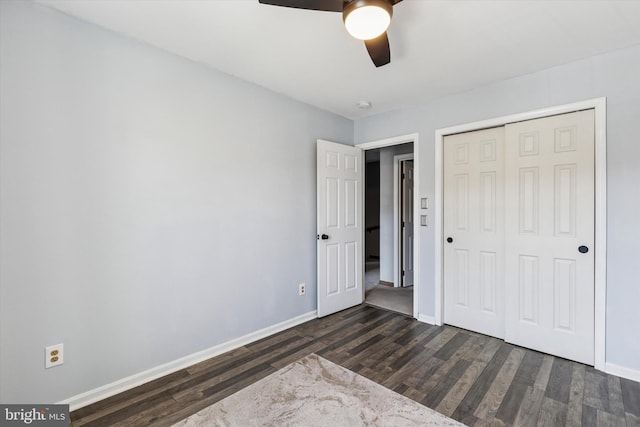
[357,133,420,319]
[434,97,607,370]
[394,154,414,288]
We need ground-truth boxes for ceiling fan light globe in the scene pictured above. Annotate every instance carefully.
[343,1,392,40]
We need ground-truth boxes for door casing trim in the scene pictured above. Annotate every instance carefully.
[434,97,607,370]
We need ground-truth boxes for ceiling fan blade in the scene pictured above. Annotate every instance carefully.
[364,32,391,67]
[258,0,345,12]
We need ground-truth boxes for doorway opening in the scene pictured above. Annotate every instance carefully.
[363,142,414,316]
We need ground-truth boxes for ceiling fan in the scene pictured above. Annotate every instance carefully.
[258,0,403,67]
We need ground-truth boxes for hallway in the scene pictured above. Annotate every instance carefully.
[364,261,412,316]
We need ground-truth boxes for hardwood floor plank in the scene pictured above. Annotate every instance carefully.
[168,364,276,426]
[474,347,525,421]
[345,334,386,356]
[200,362,274,398]
[76,391,176,427]
[513,385,544,427]
[418,334,483,397]
[432,331,470,361]
[583,368,611,412]
[450,343,512,420]
[401,386,427,405]
[356,365,395,386]
[344,315,409,357]
[70,369,190,425]
[268,340,327,370]
[513,350,544,385]
[357,338,403,370]
[296,306,372,340]
[495,349,544,425]
[546,357,574,404]
[494,379,529,425]
[581,404,598,427]
[465,336,502,365]
[69,306,640,427]
[537,396,568,427]
[387,338,438,372]
[566,364,586,427]
[534,355,555,391]
[625,411,640,427]
[184,346,253,375]
[393,383,409,394]
[316,310,395,353]
[436,361,487,417]
[595,409,627,426]
[621,376,640,417]
[383,348,440,389]
[243,327,302,352]
[607,374,626,417]
[393,321,434,345]
[169,338,308,400]
[422,327,459,352]
[421,359,472,408]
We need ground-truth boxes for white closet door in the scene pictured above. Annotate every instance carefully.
[444,127,505,339]
[504,110,595,364]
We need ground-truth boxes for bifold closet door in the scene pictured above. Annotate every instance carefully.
[443,127,505,339]
[504,110,595,365]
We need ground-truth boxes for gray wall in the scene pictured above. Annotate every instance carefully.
[355,45,640,372]
[379,150,394,282]
[0,2,352,403]
[378,144,414,283]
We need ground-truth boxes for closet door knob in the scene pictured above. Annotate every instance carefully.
[447,237,453,243]
[578,245,589,254]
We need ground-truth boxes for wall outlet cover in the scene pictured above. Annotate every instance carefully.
[45,343,64,369]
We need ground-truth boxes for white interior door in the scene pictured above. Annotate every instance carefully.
[317,140,363,317]
[401,160,414,286]
[504,110,595,364]
[443,127,505,339]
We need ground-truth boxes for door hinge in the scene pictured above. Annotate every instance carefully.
[402,270,405,276]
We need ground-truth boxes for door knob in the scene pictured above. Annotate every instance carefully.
[321,234,330,240]
[447,237,453,243]
[578,245,589,254]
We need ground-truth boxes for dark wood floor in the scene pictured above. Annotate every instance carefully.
[71,305,640,426]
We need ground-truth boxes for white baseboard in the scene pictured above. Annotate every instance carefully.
[416,313,436,325]
[605,362,640,383]
[60,310,317,412]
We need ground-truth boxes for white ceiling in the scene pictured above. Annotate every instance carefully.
[38,0,640,119]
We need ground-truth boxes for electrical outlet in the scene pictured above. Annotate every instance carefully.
[298,283,305,296]
[45,343,64,369]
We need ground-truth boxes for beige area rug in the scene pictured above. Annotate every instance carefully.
[365,284,413,316]
[173,354,465,427]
